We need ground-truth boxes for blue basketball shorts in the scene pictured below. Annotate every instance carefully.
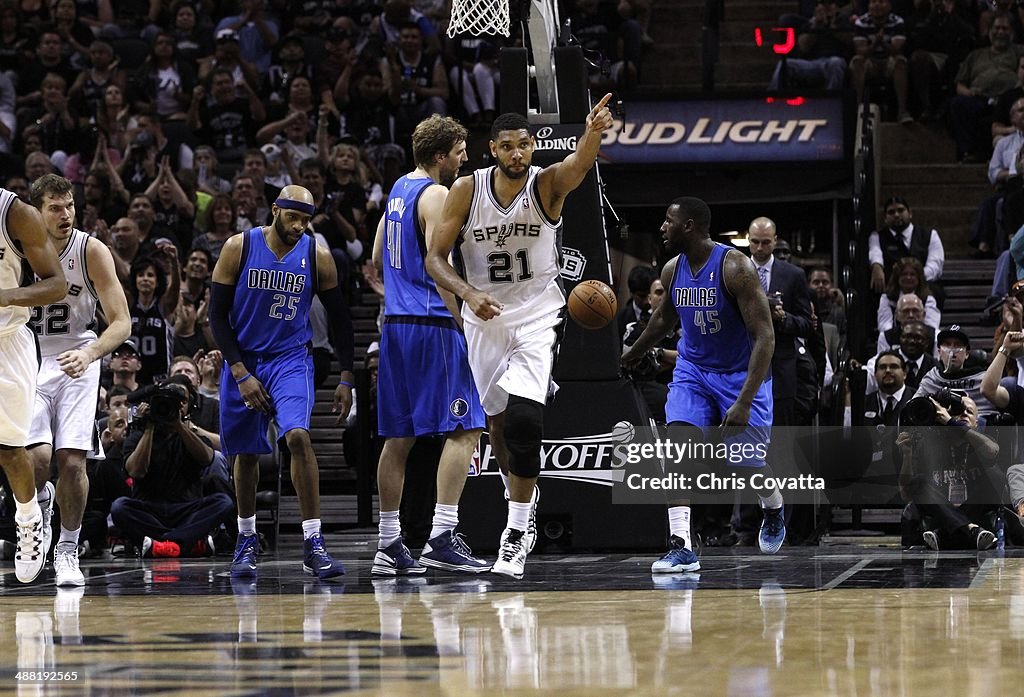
[377,317,485,437]
[220,345,314,457]
[665,359,773,467]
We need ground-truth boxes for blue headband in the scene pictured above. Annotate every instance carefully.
[274,198,316,215]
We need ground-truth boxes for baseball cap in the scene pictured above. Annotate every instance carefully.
[366,341,379,357]
[114,339,140,356]
[936,324,970,349]
[215,28,239,43]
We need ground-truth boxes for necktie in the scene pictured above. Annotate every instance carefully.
[906,361,916,385]
[882,397,895,426]
[758,266,769,294]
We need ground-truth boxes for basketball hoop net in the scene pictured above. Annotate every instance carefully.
[447,0,510,37]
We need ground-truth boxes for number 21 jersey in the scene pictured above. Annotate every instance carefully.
[672,242,752,373]
[457,166,564,325]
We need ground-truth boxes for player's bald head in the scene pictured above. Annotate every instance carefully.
[278,185,314,206]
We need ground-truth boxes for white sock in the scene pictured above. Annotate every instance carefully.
[499,471,511,496]
[429,503,459,540]
[378,510,401,548]
[668,506,691,549]
[507,501,531,532]
[59,526,80,546]
[238,516,256,535]
[301,518,321,540]
[14,496,40,522]
[759,490,783,511]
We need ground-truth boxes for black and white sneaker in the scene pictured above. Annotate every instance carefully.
[491,527,528,579]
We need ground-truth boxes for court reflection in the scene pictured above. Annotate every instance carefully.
[0,559,1023,695]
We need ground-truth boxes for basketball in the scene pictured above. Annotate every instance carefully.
[568,280,617,330]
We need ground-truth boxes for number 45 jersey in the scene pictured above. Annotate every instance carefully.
[457,166,565,326]
[672,242,753,373]
[29,228,98,357]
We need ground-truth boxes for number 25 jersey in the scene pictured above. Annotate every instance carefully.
[672,242,752,373]
[457,166,565,325]
[231,227,314,354]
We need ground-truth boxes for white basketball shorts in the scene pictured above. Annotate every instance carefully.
[464,309,563,416]
[0,326,39,447]
[29,352,101,451]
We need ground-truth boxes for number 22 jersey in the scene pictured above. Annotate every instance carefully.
[672,242,752,373]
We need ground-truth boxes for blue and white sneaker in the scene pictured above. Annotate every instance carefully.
[303,533,345,579]
[230,533,259,579]
[420,530,491,573]
[372,539,426,576]
[651,536,701,573]
[758,506,786,555]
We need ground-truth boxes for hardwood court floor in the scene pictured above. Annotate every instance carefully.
[1,544,1023,696]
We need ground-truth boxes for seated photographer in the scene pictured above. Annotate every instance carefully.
[897,393,1002,550]
[622,278,678,423]
[915,325,1000,420]
[167,355,231,496]
[110,375,234,558]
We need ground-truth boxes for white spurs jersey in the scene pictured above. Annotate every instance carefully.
[29,228,98,356]
[0,188,30,336]
[458,165,565,325]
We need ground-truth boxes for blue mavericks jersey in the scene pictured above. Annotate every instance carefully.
[672,242,752,373]
[382,174,450,317]
[231,227,314,353]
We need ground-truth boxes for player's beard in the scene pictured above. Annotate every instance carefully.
[496,158,528,180]
[273,214,297,246]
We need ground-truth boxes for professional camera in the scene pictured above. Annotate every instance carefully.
[624,348,661,381]
[127,383,187,424]
[901,388,966,427]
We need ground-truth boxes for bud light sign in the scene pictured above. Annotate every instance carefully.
[599,97,846,164]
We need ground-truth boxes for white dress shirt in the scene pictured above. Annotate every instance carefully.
[867,223,945,282]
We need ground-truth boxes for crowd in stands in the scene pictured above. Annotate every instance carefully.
[0,0,649,559]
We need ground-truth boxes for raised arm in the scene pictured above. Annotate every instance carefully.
[536,93,613,216]
[621,257,680,367]
[3,199,65,307]
[981,330,1022,409]
[425,174,502,320]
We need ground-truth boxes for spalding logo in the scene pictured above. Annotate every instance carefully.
[450,398,469,417]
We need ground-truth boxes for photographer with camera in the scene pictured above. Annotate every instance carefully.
[897,386,1002,549]
[110,375,233,558]
[622,277,677,423]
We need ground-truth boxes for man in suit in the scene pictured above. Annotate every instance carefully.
[748,217,814,426]
[616,265,658,341]
[864,321,935,393]
[865,350,915,428]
